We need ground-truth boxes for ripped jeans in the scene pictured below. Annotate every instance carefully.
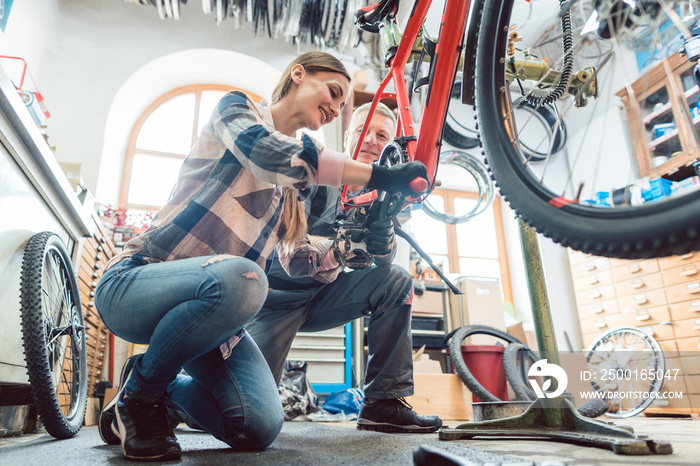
[94,255,284,450]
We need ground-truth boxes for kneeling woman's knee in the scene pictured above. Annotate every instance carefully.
[201,256,269,322]
[222,403,284,450]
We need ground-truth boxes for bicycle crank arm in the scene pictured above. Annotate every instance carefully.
[395,225,462,295]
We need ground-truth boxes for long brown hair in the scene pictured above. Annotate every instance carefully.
[277,52,350,254]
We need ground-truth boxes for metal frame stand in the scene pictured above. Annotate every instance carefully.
[438,219,672,455]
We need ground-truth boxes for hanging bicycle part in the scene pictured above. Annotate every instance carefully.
[421,150,494,224]
[444,81,480,149]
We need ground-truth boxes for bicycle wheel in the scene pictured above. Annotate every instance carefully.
[444,325,523,402]
[502,342,610,417]
[585,327,665,418]
[475,0,700,259]
[20,231,88,439]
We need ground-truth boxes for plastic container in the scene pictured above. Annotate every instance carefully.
[642,178,672,203]
[451,345,508,402]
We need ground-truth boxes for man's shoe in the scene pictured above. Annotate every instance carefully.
[115,393,181,461]
[357,397,443,433]
[98,354,141,445]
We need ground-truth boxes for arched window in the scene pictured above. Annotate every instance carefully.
[119,84,264,211]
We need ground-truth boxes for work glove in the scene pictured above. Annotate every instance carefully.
[366,161,428,194]
[364,217,395,256]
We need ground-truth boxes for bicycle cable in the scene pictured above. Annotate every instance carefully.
[524,0,574,107]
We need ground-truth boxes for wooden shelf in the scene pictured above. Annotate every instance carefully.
[644,85,699,126]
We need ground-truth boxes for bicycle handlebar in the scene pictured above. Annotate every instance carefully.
[409,177,429,194]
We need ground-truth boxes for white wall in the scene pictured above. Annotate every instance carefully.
[0,0,58,85]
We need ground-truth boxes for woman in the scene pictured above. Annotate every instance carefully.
[95,51,426,462]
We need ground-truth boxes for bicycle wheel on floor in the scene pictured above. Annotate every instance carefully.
[474,0,700,259]
[585,327,665,418]
[20,231,88,439]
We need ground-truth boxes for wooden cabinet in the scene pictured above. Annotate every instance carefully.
[77,218,116,397]
[569,249,700,415]
[617,52,700,179]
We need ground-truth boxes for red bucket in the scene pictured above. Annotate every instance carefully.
[451,345,508,402]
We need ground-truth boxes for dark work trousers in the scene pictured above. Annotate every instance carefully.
[246,263,415,399]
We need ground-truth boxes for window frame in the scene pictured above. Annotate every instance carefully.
[119,84,263,210]
[422,188,513,305]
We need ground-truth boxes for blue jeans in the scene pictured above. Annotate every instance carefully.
[95,255,283,450]
[246,263,414,399]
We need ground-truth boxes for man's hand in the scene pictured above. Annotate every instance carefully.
[366,161,428,194]
[364,218,395,256]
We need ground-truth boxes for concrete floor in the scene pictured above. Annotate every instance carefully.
[0,415,698,465]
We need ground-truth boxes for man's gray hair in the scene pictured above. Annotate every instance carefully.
[352,101,397,126]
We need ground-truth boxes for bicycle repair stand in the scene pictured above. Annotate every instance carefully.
[438,219,673,455]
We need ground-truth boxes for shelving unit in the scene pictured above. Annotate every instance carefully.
[288,323,353,394]
[617,52,700,179]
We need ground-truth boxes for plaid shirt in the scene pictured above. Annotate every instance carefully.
[107,91,346,272]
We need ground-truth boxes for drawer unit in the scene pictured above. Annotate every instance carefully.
[579,299,619,318]
[614,272,664,298]
[76,225,116,397]
[571,255,611,277]
[611,259,660,282]
[676,336,700,352]
[659,252,700,270]
[669,300,700,321]
[579,314,623,335]
[617,306,671,327]
[665,281,700,304]
[617,289,667,312]
[572,270,614,292]
[673,317,700,340]
[575,284,616,306]
[662,262,700,287]
[568,249,700,415]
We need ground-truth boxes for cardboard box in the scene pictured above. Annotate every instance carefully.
[406,373,474,421]
[412,288,445,316]
[448,277,505,343]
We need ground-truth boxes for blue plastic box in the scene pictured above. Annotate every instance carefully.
[642,178,672,202]
[651,123,676,139]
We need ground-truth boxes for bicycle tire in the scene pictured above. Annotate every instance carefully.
[445,325,523,402]
[585,326,665,418]
[502,342,538,401]
[474,0,700,259]
[443,81,480,150]
[502,342,609,417]
[20,232,88,439]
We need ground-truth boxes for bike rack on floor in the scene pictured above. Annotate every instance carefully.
[438,219,673,455]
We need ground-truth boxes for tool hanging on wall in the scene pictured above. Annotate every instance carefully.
[123,0,365,52]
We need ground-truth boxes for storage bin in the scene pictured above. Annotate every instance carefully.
[642,178,672,203]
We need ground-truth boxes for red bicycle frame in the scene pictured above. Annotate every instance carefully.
[341,0,471,208]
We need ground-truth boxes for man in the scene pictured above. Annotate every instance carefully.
[246,102,442,433]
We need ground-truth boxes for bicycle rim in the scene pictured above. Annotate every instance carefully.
[585,327,665,417]
[20,232,88,439]
[476,0,700,258]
